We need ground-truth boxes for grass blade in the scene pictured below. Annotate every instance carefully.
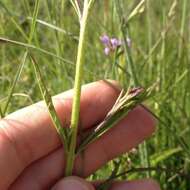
[178,0,188,59]
[115,0,139,86]
[0,1,28,41]
[77,86,154,154]
[27,17,79,41]
[30,55,69,151]
[0,106,3,118]
[3,52,27,115]
[1,0,41,115]
[151,147,182,166]
[29,0,40,43]
[0,37,73,65]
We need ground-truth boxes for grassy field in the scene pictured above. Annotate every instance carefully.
[0,0,190,189]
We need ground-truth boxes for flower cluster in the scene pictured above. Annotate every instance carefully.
[100,34,131,56]
[100,34,122,55]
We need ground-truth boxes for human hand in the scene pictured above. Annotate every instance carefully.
[0,80,160,190]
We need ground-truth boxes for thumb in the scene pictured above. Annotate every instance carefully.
[51,176,95,190]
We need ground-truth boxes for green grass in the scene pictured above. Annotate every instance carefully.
[0,0,190,189]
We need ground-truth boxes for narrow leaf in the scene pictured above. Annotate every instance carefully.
[30,55,69,151]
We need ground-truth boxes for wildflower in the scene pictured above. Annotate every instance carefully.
[100,35,110,46]
[100,34,132,55]
[104,47,110,55]
[100,34,122,55]
[110,38,122,49]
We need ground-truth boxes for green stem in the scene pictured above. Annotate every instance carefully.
[3,52,27,115]
[178,0,187,59]
[115,0,139,86]
[77,86,154,154]
[146,0,153,81]
[31,55,68,152]
[0,37,73,65]
[97,166,186,190]
[2,0,40,115]
[65,0,93,176]
[77,106,132,154]
[0,106,3,118]
[29,0,40,43]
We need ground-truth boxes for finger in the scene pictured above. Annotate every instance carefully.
[52,176,95,190]
[0,80,120,190]
[10,106,156,189]
[52,178,160,190]
[108,179,160,190]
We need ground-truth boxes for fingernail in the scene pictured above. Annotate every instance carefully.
[52,176,94,190]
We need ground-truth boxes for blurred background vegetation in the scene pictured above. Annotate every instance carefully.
[0,0,190,189]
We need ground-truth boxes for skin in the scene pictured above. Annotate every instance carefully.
[0,80,160,190]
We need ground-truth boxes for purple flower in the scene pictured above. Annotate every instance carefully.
[110,38,122,49]
[104,47,110,55]
[100,34,122,56]
[100,35,110,46]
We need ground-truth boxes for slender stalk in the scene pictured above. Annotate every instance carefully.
[30,55,68,151]
[26,17,78,39]
[0,106,3,118]
[141,1,152,172]
[115,0,139,86]
[2,0,40,115]
[65,0,94,176]
[77,104,135,154]
[139,141,150,177]
[97,166,188,190]
[3,52,27,115]
[29,0,40,43]
[122,27,138,86]
[146,0,153,81]
[77,86,154,154]
[0,1,28,40]
[178,0,187,59]
[0,37,73,65]
[22,0,32,16]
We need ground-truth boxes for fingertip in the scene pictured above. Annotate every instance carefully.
[97,79,121,98]
[131,105,157,138]
[51,176,95,190]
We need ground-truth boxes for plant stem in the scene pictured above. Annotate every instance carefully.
[97,166,188,190]
[178,0,187,59]
[2,0,40,115]
[77,86,154,154]
[0,106,3,118]
[146,0,153,81]
[31,55,69,151]
[2,52,27,115]
[65,0,93,176]
[0,37,73,65]
[29,0,40,43]
[115,0,139,86]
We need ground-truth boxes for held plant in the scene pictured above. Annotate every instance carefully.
[30,0,97,178]
[29,1,156,184]
[30,0,156,180]
[1,1,189,189]
[65,0,95,176]
[31,50,156,180]
[77,86,154,155]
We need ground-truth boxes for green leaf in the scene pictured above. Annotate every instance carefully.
[150,147,182,166]
[30,55,69,152]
